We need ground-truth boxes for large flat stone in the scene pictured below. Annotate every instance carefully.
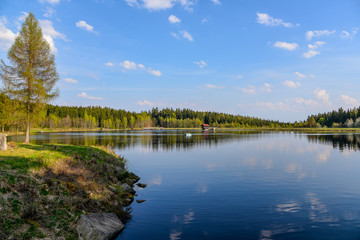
[77,212,124,240]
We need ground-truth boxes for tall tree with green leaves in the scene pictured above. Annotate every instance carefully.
[0,12,59,143]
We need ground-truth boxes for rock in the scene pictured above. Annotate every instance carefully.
[136,183,147,188]
[115,166,124,172]
[0,134,7,151]
[77,213,124,240]
[120,183,135,194]
[108,185,119,193]
[136,199,146,204]
[123,197,134,206]
[128,172,140,184]
[115,170,129,182]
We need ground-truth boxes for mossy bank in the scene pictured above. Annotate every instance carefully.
[0,143,140,240]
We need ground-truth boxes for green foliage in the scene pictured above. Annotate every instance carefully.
[34,105,294,129]
[309,107,360,128]
[0,12,59,142]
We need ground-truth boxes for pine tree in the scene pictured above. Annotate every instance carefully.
[0,12,59,143]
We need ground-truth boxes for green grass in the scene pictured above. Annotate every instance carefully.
[0,143,136,239]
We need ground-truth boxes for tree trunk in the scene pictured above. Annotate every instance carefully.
[25,123,30,143]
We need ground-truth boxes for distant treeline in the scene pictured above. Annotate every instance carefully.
[2,92,294,130]
[4,91,360,130]
[307,107,360,128]
[40,105,293,129]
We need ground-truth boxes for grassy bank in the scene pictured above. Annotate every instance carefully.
[0,143,138,239]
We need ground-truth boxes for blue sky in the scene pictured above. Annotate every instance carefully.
[1,0,360,122]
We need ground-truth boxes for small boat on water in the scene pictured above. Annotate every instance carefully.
[185,133,192,137]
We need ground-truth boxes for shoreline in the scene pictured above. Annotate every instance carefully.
[0,143,141,239]
[5,127,360,136]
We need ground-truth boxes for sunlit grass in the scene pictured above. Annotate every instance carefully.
[0,142,132,239]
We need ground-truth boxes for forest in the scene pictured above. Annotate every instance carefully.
[41,105,294,129]
[2,93,360,131]
[307,107,360,128]
[0,92,295,130]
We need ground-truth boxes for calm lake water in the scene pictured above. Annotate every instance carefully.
[8,130,360,239]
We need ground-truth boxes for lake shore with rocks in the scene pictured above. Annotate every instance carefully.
[0,141,142,239]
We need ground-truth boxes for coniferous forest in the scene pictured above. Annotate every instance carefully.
[42,105,293,129]
[307,107,360,128]
[2,91,360,131]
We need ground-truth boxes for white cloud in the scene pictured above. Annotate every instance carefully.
[105,62,114,67]
[168,15,181,24]
[352,27,359,35]
[261,83,272,93]
[295,97,317,105]
[193,60,207,68]
[120,60,138,69]
[341,31,350,39]
[143,0,173,10]
[180,30,193,42]
[126,0,195,11]
[38,0,61,5]
[78,92,103,100]
[201,18,208,24]
[256,13,296,27]
[255,101,289,110]
[124,0,139,7]
[237,85,256,94]
[314,89,330,103]
[303,42,325,58]
[171,30,194,41]
[205,84,223,89]
[295,72,306,79]
[273,41,298,51]
[282,80,301,88]
[39,20,66,40]
[305,30,335,40]
[147,68,162,76]
[309,74,315,78]
[119,60,162,76]
[43,7,56,18]
[236,75,243,79]
[76,20,96,33]
[212,0,221,5]
[178,0,195,12]
[63,78,78,84]
[0,17,16,51]
[308,41,326,50]
[17,12,29,25]
[39,19,67,53]
[341,28,358,39]
[170,32,179,39]
[341,95,358,106]
[303,50,320,58]
[137,100,154,106]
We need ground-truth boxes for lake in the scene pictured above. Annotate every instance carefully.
[8,130,360,239]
